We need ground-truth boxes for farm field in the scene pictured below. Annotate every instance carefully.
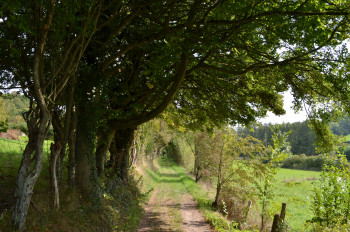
[274,168,321,231]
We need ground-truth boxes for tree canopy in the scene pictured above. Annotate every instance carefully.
[2,0,350,230]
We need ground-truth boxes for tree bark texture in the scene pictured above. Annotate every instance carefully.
[50,96,74,208]
[74,102,101,201]
[109,127,136,180]
[56,146,66,185]
[12,106,50,230]
[95,127,116,177]
[68,126,76,187]
[194,154,202,182]
[50,142,62,209]
[12,1,53,226]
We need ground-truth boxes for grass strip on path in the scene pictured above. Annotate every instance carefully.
[139,157,247,232]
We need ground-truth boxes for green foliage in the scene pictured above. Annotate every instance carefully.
[103,175,144,231]
[191,127,266,229]
[254,127,291,230]
[238,120,317,156]
[3,0,350,230]
[0,94,28,132]
[309,118,342,154]
[139,119,173,160]
[0,98,8,132]
[281,154,326,171]
[330,115,350,136]
[310,152,350,229]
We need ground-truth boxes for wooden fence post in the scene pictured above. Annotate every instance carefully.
[271,214,280,232]
[280,203,286,223]
[280,203,286,220]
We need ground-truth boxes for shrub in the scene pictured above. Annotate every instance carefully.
[281,154,326,171]
[310,153,350,229]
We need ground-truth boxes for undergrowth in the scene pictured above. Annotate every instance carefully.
[0,138,145,232]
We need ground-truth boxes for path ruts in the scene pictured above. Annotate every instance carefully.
[137,160,213,232]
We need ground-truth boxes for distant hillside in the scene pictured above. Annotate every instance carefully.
[0,93,29,133]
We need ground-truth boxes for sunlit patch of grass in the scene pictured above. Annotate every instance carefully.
[273,168,321,231]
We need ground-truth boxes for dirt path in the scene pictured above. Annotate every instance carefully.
[181,194,212,232]
[137,160,213,232]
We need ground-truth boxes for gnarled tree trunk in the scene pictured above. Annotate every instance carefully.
[95,127,116,177]
[12,105,50,230]
[109,127,136,180]
[75,101,101,202]
[50,142,63,209]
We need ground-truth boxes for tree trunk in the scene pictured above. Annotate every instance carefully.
[109,127,136,180]
[56,146,66,186]
[75,102,101,201]
[67,106,77,187]
[194,143,201,182]
[213,148,224,208]
[12,106,50,230]
[50,104,72,208]
[212,182,221,208]
[95,127,116,177]
[194,155,202,182]
[50,142,62,209]
[68,130,76,187]
[131,143,137,165]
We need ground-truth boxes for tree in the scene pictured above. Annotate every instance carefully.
[211,128,265,208]
[2,1,350,229]
[239,121,317,156]
[0,1,102,229]
[255,128,291,231]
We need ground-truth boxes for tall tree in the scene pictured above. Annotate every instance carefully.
[88,0,350,184]
[0,1,102,229]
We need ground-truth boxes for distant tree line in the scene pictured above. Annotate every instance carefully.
[330,116,350,136]
[237,121,317,156]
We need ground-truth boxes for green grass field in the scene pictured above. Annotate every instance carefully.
[274,168,321,231]
[0,137,52,177]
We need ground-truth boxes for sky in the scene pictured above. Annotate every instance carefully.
[259,90,308,124]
